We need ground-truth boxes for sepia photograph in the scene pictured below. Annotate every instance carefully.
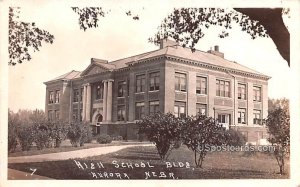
[1,0,299,187]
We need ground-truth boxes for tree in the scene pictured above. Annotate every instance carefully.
[137,112,183,160]
[8,7,54,65]
[266,108,290,175]
[71,7,106,31]
[149,8,290,66]
[181,115,226,168]
[268,98,289,114]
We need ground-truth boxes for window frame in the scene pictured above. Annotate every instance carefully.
[196,76,207,95]
[238,83,247,100]
[253,86,262,102]
[117,81,126,97]
[55,90,60,103]
[238,108,246,124]
[73,89,80,102]
[49,91,54,104]
[253,110,262,125]
[149,101,160,115]
[136,74,146,93]
[216,79,231,98]
[135,102,145,120]
[149,72,160,91]
[95,83,103,100]
[117,105,126,121]
[175,72,187,92]
[196,103,207,117]
[174,102,186,118]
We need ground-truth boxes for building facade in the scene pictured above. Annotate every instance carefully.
[44,40,271,145]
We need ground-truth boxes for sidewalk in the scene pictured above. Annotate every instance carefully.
[8,144,152,164]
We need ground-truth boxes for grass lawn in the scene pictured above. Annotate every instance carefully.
[8,140,149,157]
[8,145,289,179]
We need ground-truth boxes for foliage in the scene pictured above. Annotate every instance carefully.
[149,8,289,66]
[149,8,268,51]
[96,134,113,144]
[48,121,69,148]
[112,135,123,141]
[266,108,290,175]
[17,126,35,151]
[9,7,54,65]
[34,128,51,150]
[67,122,92,147]
[138,112,183,160]
[181,115,226,168]
[224,129,246,146]
[268,98,289,114]
[71,7,106,31]
[8,111,19,153]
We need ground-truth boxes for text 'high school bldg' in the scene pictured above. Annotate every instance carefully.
[44,39,271,145]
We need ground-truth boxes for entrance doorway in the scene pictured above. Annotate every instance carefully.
[95,114,103,134]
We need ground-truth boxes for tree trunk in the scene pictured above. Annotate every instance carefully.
[234,8,290,66]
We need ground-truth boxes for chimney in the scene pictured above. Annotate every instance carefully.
[160,39,178,49]
[208,45,224,58]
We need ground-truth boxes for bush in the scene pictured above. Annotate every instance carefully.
[138,112,182,160]
[113,135,123,141]
[34,129,51,150]
[49,122,69,148]
[67,122,92,147]
[96,134,112,144]
[225,129,247,146]
[17,126,34,151]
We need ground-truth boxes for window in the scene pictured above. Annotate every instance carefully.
[49,91,54,104]
[196,76,207,94]
[80,109,83,121]
[80,88,84,102]
[118,81,126,97]
[55,110,59,121]
[238,108,246,124]
[238,84,246,100]
[217,114,231,125]
[96,83,103,100]
[253,110,262,125]
[55,90,60,103]
[149,101,160,115]
[196,104,207,116]
[175,73,187,92]
[117,105,126,121]
[174,102,186,118]
[216,79,230,97]
[149,72,160,91]
[135,102,145,120]
[73,89,80,102]
[48,110,54,121]
[253,86,261,102]
[136,74,146,93]
[72,109,78,121]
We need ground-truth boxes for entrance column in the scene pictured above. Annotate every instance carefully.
[102,80,108,122]
[82,85,87,121]
[106,79,114,122]
[86,83,92,122]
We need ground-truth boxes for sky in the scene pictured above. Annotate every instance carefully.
[4,1,294,112]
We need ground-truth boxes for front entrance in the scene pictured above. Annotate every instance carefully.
[95,114,103,134]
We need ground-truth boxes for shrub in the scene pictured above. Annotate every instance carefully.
[138,112,182,160]
[49,121,69,148]
[225,129,247,146]
[34,129,51,150]
[17,126,35,151]
[67,122,92,147]
[96,134,112,144]
[181,115,226,168]
[113,135,123,141]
